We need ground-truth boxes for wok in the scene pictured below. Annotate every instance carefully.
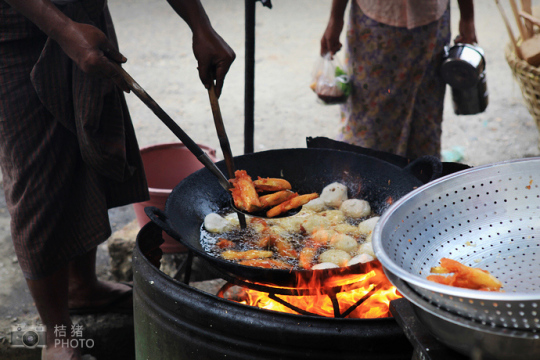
[146,148,439,287]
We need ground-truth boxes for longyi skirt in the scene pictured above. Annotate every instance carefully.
[337,2,451,159]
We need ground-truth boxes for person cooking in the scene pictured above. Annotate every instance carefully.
[0,0,235,358]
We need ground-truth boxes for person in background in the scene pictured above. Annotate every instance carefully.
[320,0,477,159]
[0,0,235,358]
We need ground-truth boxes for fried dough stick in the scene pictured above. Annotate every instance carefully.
[239,259,292,269]
[266,193,319,218]
[221,249,273,261]
[253,177,292,192]
[259,190,297,209]
[427,258,502,291]
[230,170,262,213]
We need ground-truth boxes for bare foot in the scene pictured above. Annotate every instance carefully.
[68,280,132,312]
[42,343,81,360]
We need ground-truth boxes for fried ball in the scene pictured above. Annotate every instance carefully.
[303,197,326,212]
[204,213,235,233]
[330,233,358,254]
[224,212,242,227]
[332,223,361,238]
[320,182,348,208]
[301,215,332,233]
[318,209,346,225]
[357,242,375,258]
[270,215,303,233]
[312,262,339,270]
[319,249,351,267]
[340,199,371,219]
[357,216,380,235]
[348,253,374,266]
[311,229,337,246]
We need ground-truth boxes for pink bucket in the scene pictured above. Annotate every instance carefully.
[133,142,218,253]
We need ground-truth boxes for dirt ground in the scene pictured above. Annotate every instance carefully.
[1,0,539,357]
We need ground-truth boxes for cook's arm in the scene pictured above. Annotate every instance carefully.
[321,0,349,56]
[4,0,129,91]
[456,0,477,44]
[166,0,236,98]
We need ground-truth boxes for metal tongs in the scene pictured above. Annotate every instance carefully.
[111,63,254,226]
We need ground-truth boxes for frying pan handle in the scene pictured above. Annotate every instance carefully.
[144,206,182,240]
[402,155,443,184]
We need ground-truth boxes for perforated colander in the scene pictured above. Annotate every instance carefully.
[372,157,540,331]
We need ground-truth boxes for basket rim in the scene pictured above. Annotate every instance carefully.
[505,42,540,76]
[373,156,540,302]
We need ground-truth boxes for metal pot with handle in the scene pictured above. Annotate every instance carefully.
[441,43,489,115]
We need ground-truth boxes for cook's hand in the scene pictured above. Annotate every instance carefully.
[55,21,130,92]
[192,29,236,98]
[321,17,344,57]
[456,18,477,45]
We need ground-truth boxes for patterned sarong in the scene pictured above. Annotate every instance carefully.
[337,1,451,159]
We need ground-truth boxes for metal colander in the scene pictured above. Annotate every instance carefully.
[372,157,540,331]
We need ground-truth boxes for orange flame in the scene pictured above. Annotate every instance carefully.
[232,260,401,318]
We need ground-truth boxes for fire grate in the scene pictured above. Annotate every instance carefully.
[216,279,384,319]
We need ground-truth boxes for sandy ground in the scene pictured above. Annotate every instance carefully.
[1,0,540,356]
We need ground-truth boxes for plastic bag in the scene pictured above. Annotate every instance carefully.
[310,53,350,105]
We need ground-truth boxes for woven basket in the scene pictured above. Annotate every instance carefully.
[505,43,540,142]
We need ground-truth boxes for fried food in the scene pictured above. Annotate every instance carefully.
[427,258,502,291]
[221,249,273,261]
[259,190,297,209]
[230,170,262,213]
[253,177,292,192]
[340,199,371,218]
[203,180,379,271]
[267,193,319,218]
[238,259,292,269]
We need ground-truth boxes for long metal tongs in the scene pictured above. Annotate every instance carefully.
[110,64,231,192]
[111,62,248,228]
[207,85,247,228]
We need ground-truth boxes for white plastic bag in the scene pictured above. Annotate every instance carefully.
[310,53,350,105]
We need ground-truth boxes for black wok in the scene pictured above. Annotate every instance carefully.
[146,148,438,287]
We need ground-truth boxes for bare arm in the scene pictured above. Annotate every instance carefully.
[4,0,129,91]
[320,0,349,56]
[456,0,477,44]
[166,0,236,97]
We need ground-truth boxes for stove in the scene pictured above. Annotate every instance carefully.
[132,222,475,360]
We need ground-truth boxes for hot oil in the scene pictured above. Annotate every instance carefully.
[200,208,376,270]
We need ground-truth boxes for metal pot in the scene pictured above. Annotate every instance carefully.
[441,43,488,115]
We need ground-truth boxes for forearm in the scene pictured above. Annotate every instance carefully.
[329,0,349,22]
[4,0,72,40]
[166,0,213,35]
[457,0,474,22]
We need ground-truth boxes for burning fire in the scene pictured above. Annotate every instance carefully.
[232,260,401,318]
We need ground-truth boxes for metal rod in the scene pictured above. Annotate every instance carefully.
[340,285,381,318]
[268,293,323,317]
[244,0,256,154]
[329,294,341,318]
